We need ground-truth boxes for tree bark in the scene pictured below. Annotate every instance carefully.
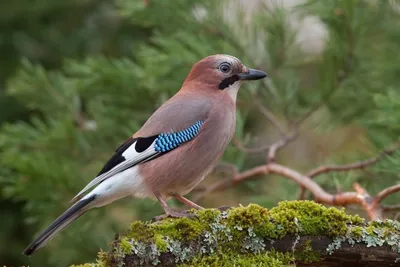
[72,202,400,267]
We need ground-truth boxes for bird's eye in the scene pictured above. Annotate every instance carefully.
[219,63,231,73]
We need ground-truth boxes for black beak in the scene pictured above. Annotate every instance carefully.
[238,69,267,80]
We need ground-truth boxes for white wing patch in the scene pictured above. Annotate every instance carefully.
[71,139,159,203]
[121,142,141,159]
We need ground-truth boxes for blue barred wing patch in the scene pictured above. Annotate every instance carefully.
[155,120,204,152]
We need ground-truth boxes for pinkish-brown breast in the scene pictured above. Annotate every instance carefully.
[138,91,236,198]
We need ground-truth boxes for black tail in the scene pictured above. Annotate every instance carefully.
[23,195,96,256]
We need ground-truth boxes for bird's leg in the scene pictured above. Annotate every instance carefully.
[153,193,196,221]
[172,194,204,210]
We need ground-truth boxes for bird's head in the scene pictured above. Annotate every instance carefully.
[182,54,267,99]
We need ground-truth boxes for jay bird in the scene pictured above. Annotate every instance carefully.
[23,54,267,255]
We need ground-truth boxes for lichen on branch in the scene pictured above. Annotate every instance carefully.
[71,201,400,267]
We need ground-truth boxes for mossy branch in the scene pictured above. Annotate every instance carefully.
[72,201,400,267]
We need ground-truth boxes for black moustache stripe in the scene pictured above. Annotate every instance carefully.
[218,75,239,90]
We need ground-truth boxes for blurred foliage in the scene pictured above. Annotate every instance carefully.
[0,0,399,266]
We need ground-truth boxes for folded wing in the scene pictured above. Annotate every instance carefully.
[71,120,204,202]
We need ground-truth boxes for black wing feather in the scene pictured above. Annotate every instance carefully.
[97,137,137,176]
[97,135,159,176]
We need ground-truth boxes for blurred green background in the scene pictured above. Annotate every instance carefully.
[0,0,399,266]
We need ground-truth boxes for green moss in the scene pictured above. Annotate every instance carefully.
[196,208,221,222]
[125,213,211,255]
[70,251,110,267]
[113,201,366,265]
[119,237,134,255]
[350,226,364,238]
[226,204,269,227]
[179,251,294,267]
[97,251,111,267]
[226,204,276,249]
[76,201,400,266]
[294,240,322,264]
[127,221,153,241]
[155,216,204,240]
[268,201,364,237]
[70,264,100,267]
[154,234,168,252]
[128,210,217,243]
[345,219,400,250]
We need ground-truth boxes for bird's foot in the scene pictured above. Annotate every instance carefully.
[152,210,197,222]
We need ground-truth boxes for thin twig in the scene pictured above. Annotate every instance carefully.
[252,94,286,137]
[373,184,400,207]
[196,161,385,220]
[353,182,369,196]
[293,102,323,126]
[308,158,379,178]
[232,123,298,157]
[382,204,400,212]
[267,129,298,163]
[307,145,400,179]
[232,137,271,154]
[212,162,239,177]
[298,145,400,199]
[352,182,381,220]
[196,147,399,220]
